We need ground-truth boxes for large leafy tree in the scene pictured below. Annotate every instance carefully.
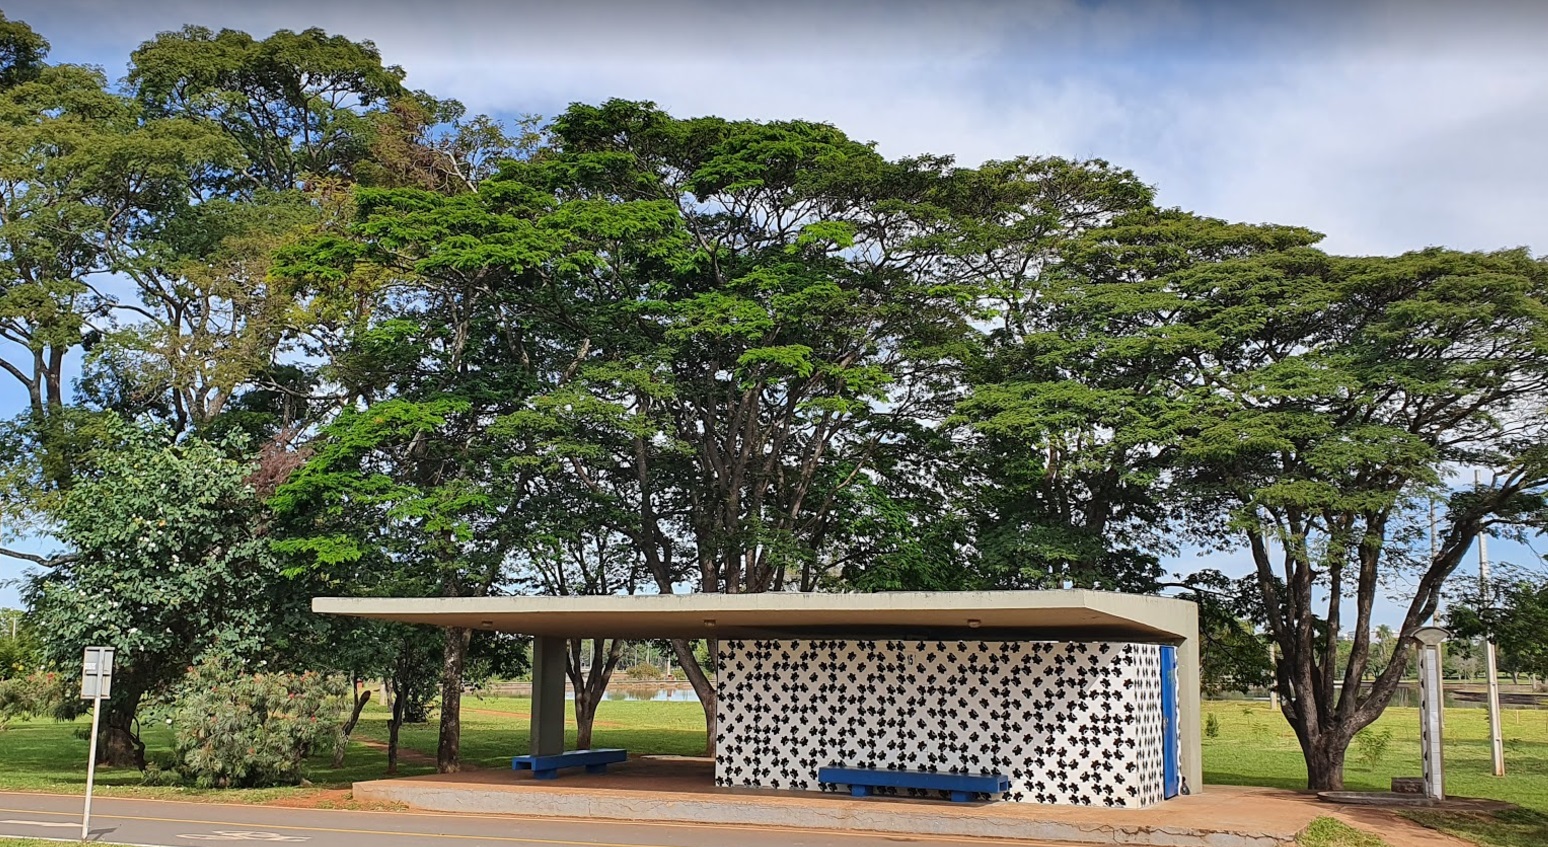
[23,417,296,766]
[0,14,237,572]
[1449,574,1548,683]
[270,123,596,772]
[0,38,233,466]
[128,26,408,194]
[1055,219,1548,788]
[943,159,1161,590]
[485,100,992,744]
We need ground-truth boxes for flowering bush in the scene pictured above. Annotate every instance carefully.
[170,662,347,787]
[0,671,79,730]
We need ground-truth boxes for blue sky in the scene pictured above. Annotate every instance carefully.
[3,0,1546,620]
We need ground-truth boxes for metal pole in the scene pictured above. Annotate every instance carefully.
[1475,471,1505,777]
[1479,531,1506,777]
[82,692,103,840]
[1268,640,1279,711]
[1429,500,1441,618]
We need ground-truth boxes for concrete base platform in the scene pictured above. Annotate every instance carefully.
[354,757,1324,847]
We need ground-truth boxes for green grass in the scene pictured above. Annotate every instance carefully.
[1201,701,1548,814]
[1297,817,1389,847]
[1401,809,1548,847]
[1205,701,1548,847]
[0,696,705,801]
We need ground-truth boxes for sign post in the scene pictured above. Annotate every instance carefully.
[80,646,114,841]
[1414,627,1448,801]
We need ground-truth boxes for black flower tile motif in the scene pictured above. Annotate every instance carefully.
[713,639,1171,807]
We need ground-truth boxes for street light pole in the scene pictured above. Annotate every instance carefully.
[1475,471,1505,777]
[1479,530,1506,777]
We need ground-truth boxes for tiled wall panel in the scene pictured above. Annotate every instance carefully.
[714,639,1167,807]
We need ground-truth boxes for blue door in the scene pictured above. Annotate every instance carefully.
[1160,645,1180,799]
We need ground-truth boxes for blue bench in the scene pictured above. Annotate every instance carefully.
[512,748,627,779]
[819,766,1009,803]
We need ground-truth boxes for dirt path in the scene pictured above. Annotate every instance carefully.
[348,734,440,767]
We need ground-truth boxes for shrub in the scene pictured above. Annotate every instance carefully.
[1204,712,1220,739]
[0,671,80,731]
[624,662,663,680]
[1352,726,1392,770]
[169,662,347,788]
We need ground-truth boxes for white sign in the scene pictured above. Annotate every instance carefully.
[80,646,114,700]
[80,645,115,839]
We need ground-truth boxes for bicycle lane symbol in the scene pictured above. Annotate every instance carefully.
[177,832,311,842]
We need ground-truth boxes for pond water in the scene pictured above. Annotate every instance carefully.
[1208,684,1548,709]
[562,684,701,702]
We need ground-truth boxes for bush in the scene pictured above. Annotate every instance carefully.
[169,662,347,788]
[0,671,80,730]
[1352,726,1392,770]
[624,662,663,680]
[0,628,42,681]
[1205,712,1220,739]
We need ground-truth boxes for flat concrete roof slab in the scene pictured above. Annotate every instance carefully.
[311,589,1196,642]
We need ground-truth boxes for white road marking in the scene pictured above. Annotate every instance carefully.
[178,832,310,842]
[0,818,79,827]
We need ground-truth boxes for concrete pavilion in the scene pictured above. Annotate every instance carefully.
[313,589,1201,808]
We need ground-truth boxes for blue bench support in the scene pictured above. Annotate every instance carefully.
[512,748,627,780]
[819,766,1009,803]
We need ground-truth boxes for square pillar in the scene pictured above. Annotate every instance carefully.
[530,636,567,756]
[1177,613,1204,795]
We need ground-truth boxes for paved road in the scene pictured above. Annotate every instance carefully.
[0,792,1062,847]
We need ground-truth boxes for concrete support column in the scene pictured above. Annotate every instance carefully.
[530,636,567,756]
[1177,608,1204,795]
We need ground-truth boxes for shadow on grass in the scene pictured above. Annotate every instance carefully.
[1203,772,1310,791]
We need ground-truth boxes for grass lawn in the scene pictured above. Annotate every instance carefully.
[1,695,1545,845]
[0,696,705,801]
[1297,817,1390,847]
[1200,701,1548,814]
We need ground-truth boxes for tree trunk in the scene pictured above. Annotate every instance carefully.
[437,626,470,773]
[671,638,716,756]
[333,682,372,769]
[387,682,405,775]
[1303,731,1349,791]
[101,688,146,770]
[575,692,597,750]
[568,637,623,752]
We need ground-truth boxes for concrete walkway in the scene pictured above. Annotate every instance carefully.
[356,756,1428,847]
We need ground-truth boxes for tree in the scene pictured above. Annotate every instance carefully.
[492,101,988,746]
[0,11,47,90]
[1450,575,1548,683]
[509,478,645,749]
[23,417,293,766]
[0,608,40,679]
[0,44,234,490]
[128,26,408,194]
[1054,220,1548,788]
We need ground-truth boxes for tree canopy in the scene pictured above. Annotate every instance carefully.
[1,11,1545,791]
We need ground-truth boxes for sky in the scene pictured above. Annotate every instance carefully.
[2,0,1546,620]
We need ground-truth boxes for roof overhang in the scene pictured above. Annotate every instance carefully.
[311,590,1196,643]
